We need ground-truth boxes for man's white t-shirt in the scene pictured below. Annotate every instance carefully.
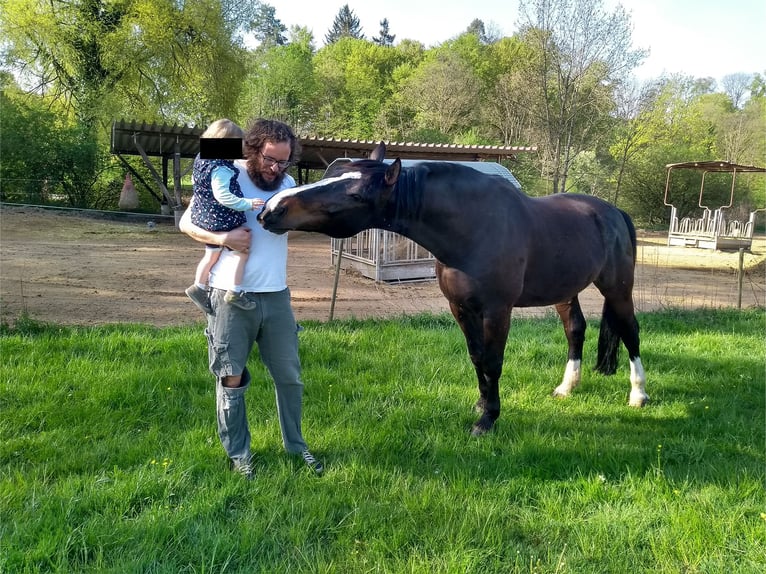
[208,159,296,293]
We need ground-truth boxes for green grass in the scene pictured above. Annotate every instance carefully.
[1,309,764,573]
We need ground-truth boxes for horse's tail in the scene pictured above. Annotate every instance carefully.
[620,208,638,265]
[595,302,620,375]
[595,209,637,375]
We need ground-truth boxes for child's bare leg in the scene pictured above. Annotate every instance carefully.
[195,246,223,287]
[231,251,249,291]
[224,251,256,310]
[185,245,221,314]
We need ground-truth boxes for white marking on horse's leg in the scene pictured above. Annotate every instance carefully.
[628,357,649,407]
[552,359,581,398]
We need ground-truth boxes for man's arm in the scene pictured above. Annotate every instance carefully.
[179,198,252,252]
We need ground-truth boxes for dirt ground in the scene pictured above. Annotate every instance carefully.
[1,205,764,327]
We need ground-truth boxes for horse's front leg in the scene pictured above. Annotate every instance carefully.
[451,303,512,436]
[552,297,586,399]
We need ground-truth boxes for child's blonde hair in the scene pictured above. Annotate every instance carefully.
[201,118,243,139]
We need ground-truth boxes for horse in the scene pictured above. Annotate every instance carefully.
[258,142,649,436]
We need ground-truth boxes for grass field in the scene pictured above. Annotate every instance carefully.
[1,309,764,573]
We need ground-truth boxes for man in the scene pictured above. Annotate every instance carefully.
[179,118,323,479]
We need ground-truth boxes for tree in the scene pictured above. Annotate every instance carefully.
[237,34,317,135]
[0,89,111,208]
[465,18,499,44]
[372,18,395,46]
[517,0,646,193]
[313,38,404,138]
[721,72,752,109]
[249,2,287,48]
[478,37,538,147]
[401,50,480,140]
[324,4,364,44]
[615,77,724,225]
[750,73,766,98]
[607,78,660,204]
[0,0,131,128]
[0,0,257,127]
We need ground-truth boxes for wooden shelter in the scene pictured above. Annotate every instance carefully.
[663,161,766,250]
[111,119,536,216]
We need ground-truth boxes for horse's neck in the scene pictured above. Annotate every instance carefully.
[385,173,476,264]
[385,170,531,266]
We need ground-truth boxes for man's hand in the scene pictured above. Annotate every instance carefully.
[223,226,252,252]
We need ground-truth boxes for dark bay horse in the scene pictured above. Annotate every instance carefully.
[259,143,648,435]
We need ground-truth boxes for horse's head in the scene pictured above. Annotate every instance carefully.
[258,142,401,238]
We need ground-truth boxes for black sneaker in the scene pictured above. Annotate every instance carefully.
[301,449,324,475]
[229,456,254,480]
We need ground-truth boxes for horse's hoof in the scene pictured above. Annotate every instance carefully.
[470,420,495,436]
[629,391,650,407]
[551,388,570,399]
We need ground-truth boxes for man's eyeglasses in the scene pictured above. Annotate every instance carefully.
[260,152,291,170]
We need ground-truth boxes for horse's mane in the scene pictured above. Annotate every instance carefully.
[335,159,520,225]
[334,159,427,223]
[390,164,427,222]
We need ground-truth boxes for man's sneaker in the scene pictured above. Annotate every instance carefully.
[224,290,257,311]
[185,284,212,314]
[301,449,324,475]
[229,456,254,480]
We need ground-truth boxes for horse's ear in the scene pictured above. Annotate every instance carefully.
[369,142,386,162]
[384,158,401,186]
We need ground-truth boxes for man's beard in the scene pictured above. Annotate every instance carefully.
[246,158,284,191]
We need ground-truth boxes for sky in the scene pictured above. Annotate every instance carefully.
[263,0,765,83]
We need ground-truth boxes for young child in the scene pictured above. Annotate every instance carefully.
[185,119,264,314]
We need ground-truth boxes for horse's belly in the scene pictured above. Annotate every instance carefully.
[514,278,594,307]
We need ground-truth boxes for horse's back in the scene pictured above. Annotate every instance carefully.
[508,193,636,306]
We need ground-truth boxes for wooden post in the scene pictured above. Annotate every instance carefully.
[737,248,745,309]
[329,240,344,321]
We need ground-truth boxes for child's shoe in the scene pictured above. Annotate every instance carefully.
[185,284,212,314]
[224,290,257,311]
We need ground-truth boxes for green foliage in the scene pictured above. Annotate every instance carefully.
[324,4,365,44]
[0,0,253,126]
[0,0,130,127]
[400,50,481,139]
[249,2,287,48]
[372,18,396,47]
[1,309,764,572]
[313,38,407,138]
[0,89,115,207]
[612,76,766,224]
[1,0,763,222]
[237,36,317,134]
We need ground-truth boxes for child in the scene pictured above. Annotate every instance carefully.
[184,119,264,314]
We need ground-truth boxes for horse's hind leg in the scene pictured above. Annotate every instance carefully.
[600,292,649,407]
[552,296,586,399]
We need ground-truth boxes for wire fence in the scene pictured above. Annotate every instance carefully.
[633,238,765,312]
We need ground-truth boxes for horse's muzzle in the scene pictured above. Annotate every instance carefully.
[257,206,289,234]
